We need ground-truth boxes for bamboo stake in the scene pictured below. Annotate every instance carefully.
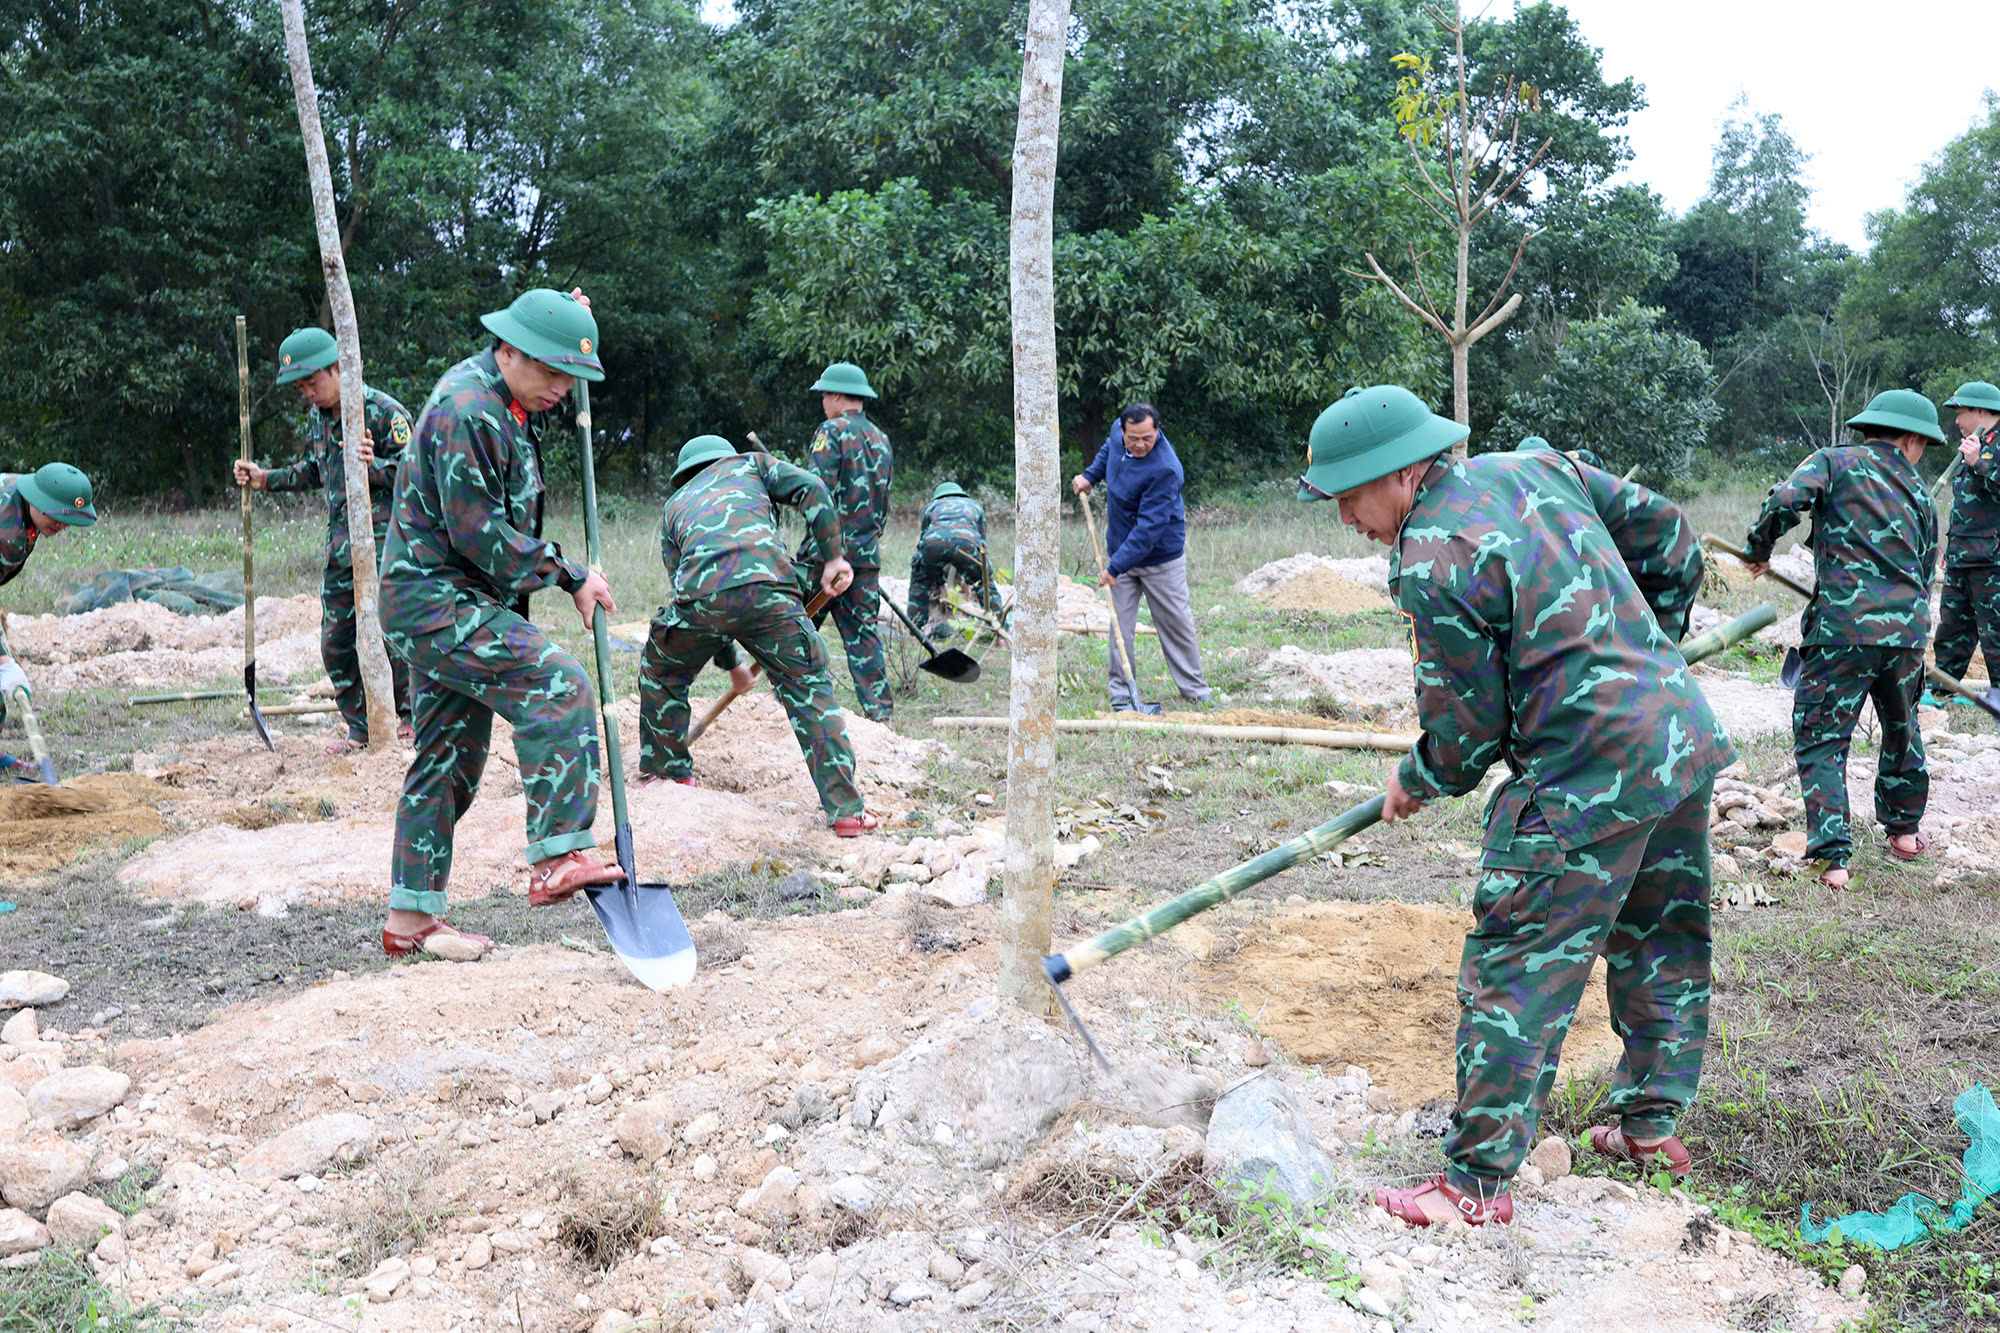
[254,701,340,716]
[131,686,311,706]
[237,316,272,752]
[932,715,1416,751]
[1043,602,1778,985]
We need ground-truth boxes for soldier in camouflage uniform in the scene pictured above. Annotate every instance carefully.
[1742,388,1942,888]
[1936,382,2000,706]
[636,435,877,834]
[0,465,97,748]
[1516,434,1606,471]
[376,288,622,961]
[1300,386,1732,1226]
[907,482,1003,633]
[234,326,413,753]
[794,362,894,721]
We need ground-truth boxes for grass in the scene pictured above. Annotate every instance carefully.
[0,1245,184,1332]
[8,473,2000,1327]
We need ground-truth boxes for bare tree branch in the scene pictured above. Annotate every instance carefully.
[1346,254,1451,338]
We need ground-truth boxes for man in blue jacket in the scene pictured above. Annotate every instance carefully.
[1072,403,1212,711]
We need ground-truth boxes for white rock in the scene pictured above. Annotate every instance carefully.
[44,1192,123,1246]
[425,933,487,962]
[0,1207,48,1257]
[584,1074,613,1105]
[237,1112,375,1181]
[195,1260,241,1288]
[0,1089,26,1144]
[888,1281,929,1307]
[1838,1264,1866,1297]
[751,1166,801,1221]
[1359,1258,1404,1303]
[953,1279,993,1309]
[740,1247,793,1291]
[0,974,67,1008]
[0,1134,90,1210]
[462,1234,492,1271]
[1527,1135,1571,1183]
[363,1257,410,1301]
[0,1011,36,1047]
[26,1066,131,1129]
[681,1112,720,1146]
[614,1098,678,1163]
[690,1154,718,1182]
[828,1175,876,1214]
[929,1251,964,1286]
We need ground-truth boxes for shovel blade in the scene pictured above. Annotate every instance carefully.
[245,663,274,751]
[1780,648,1802,690]
[918,648,981,683]
[584,823,698,992]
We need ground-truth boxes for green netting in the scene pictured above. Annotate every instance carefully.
[1801,1084,2000,1249]
[58,567,244,616]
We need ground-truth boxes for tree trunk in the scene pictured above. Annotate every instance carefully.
[281,0,398,751]
[998,0,1069,1011]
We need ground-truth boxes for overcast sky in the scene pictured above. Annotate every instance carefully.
[1558,0,1997,249]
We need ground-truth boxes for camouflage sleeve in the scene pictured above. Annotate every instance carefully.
[1577,467,1702,639]
[1972,425,2000,483]
[1744,453,1830,563]
[368,401,413,490]
[763,455,843,563]
[658,507,681,577]
[262,446,318,494]
[437,414,580,596]
[806,421,840,497]
[1921,491,1940,579]
[1393,577,1508,803]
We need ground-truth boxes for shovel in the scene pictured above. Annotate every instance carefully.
[1040,603,1780,1070]
[1703,534,2000,724]
[575,381,696,991]
[883,596,980,683]
[237,316,274,752]
[1076,492,1161,715]
[687,588,837,744]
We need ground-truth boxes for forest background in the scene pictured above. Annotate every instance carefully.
[2,0,1996,499]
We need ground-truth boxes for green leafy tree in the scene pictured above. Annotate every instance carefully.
[1493,300,1718,482]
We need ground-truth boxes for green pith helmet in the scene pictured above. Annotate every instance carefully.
[670,435,738,489]
[1516,436,1552,452]
[810,361,877,399]
[1944,381,2000,413]
[479,288,604,382]
[931,482,969,501]
[1846,388,1945,444]
[275,327,338,386]
[15,462,97,526]
[1298,386,1467,501]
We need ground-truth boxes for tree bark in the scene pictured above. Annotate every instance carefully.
[998,0,1069,1011]
[281,0,398,751]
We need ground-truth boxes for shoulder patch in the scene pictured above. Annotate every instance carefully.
[390,416,412,446]
[1399,608,1420,663]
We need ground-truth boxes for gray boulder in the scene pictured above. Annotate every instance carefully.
[1201,1076,1338,1208]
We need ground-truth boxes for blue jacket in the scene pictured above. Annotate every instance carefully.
[1081,421,1187,575]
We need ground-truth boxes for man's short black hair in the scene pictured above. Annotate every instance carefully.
[1119,403,1160,429]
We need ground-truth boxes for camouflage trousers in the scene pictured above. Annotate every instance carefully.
[908,536,1002,632]
[387,602,602,915]
[1934,563,2000,684]
[798,563,892,721]
[1794,645,1927,867]
[637,583,861,820]
[321,557,411,742]
[1444,781,1714,1197]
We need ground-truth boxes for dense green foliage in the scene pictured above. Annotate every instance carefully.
[0,2,1995,498]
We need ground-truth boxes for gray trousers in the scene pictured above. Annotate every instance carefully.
[1108,555,1210,704]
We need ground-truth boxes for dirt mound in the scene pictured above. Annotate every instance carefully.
[1237,553,1391,598]
[1255,566,1392,614]
[1201,899,1621,1106]
[117,691,947,911]
[0,772,184,879]
[5,594,324,694]
[1256,645,1414,719]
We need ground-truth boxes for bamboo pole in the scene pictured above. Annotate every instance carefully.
[1043,602,1779,984]
[933,715,1416,751]
[131,686,311,706]
[254,700,340,716]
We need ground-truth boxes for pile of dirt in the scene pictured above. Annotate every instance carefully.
[1254,566,1392,614]
[1256,644,1414,719]
[1200,899,1622,1106]
[116,691,948,911]
[1237,552,1391,598]
[5,594,324,694]
[0,772,183,878]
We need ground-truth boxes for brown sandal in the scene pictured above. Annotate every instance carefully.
[1886,832,1928,862]
[1371,1173,1513,1227]
[381,919,494,958]
[528,851,626,907]
[1587,1125,1691,1178]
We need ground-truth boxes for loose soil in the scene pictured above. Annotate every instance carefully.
[5,595,324,694]
[1201,900,1621,1107]
[0,772,182,878]
[1255,566,1392,614]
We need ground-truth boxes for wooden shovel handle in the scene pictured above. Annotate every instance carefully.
[1076,493,1141,687]
[686,586,836,744]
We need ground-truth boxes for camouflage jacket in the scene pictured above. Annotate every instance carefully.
[0,477,37,593]
[1744,442,1938,645]
[265,384,413,569]
[917,494,987,553]
[661,453,841,604]
[1946,421,2000,568]
[798,408,891,569]
[1391,450,1734,852]
[380,349,587,640]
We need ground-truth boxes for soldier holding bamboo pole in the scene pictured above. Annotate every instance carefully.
[1299,385,1734,1227]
